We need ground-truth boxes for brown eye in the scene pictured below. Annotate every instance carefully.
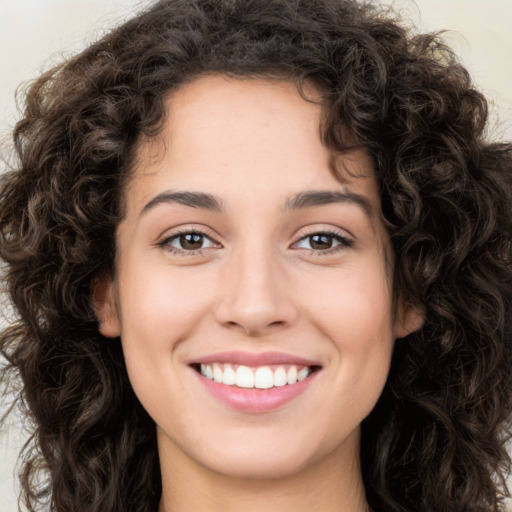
[178,233,204,250]
[294,232,353,252]
[309,234,335,250]
[160,231,218,253]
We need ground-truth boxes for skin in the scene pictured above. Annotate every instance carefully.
[95,75,423,512]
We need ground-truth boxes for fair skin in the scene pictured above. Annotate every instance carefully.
[95,75,422,512]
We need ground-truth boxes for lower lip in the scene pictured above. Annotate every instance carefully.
[193,369,319,413]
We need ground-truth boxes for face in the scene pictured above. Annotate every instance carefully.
[96,75,421,480]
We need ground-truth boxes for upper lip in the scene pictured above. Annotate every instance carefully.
[188,351,321,367]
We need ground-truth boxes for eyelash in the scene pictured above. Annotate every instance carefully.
[156,228,217,256]
[292,229,354,255]
[157,228,353,256]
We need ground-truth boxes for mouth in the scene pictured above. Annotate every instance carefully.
[188,351,322,412]
[190,362,322,389]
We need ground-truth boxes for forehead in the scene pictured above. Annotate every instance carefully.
[137,75,327,167]
[127,75,380,215]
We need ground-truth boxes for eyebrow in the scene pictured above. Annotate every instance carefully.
[140,191,223,216]
[284,190,372,216]
[140,189,372,217]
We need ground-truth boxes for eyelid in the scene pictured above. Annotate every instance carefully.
[155,225,354,257]
[290,227,354,253]
[156,225,222,254]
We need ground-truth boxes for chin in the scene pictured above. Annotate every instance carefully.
[206,451,316,481]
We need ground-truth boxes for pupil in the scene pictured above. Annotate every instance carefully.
[180,233,203,250]
[310,234,332,250]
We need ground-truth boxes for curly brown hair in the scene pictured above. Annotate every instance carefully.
[1,0,511,511]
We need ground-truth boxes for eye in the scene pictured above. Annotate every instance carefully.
[158,230,218,253]
[293,231,353,252]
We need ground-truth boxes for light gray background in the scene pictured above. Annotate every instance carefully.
[1,1,511,510]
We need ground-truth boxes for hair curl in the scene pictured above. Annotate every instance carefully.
[1,1,511,511]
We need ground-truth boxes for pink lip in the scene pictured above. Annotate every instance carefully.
[192,369,319,413]
[188,350,321,367]
[189,351,321,413]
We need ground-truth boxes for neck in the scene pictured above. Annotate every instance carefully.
[157,428,370,512]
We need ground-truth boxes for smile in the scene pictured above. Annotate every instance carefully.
[189,351,322,412]
[198,363,313,389]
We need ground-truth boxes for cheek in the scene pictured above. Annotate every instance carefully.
[307,263,394,345]
[305,263,395,402]
[113,263,220,404]
[117,262,217,340]
[114,265,215,418]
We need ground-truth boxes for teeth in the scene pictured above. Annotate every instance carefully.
[236,366,255,388]
[273,366,287,387]
[297,367,309,381]
[286,365,298,385]
[198,363,312,388]
[223,364,236,385]
[213,363,223,383]
[255,366,273,389]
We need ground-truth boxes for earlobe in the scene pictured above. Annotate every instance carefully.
[92,275,121,338]
[394,303,425,339]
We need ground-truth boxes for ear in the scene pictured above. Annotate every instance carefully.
[394,302,425,339]
[91,275,121,338]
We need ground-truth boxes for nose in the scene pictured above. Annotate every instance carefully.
[214,244,298,337]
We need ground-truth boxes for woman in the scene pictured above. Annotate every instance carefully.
[1,1,511,511]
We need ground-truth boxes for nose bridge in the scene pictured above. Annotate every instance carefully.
[215,235,296,335]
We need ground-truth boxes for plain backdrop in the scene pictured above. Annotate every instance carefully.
[1,1,512,510]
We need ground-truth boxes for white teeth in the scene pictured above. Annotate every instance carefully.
[198,363,313,388]
[213,363,223,383]
[287,365,298,385]
[273,366,287,387]
[223,364,236,385]
[236,365,255,388]
[297,367,309,381]
[255,366,274,389]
